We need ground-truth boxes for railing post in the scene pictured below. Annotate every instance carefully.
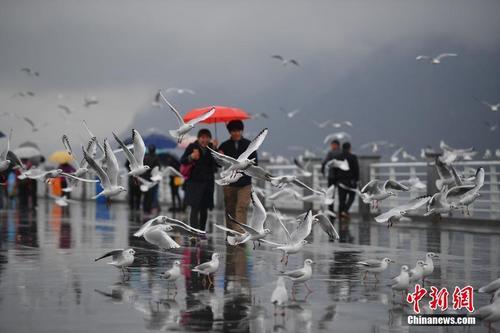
[358,155,381,219]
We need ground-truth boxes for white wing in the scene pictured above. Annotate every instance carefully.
[272,206,292,243]
[186,107,215,126]
[436,53,457,60]
[158,91,185,126]
[132,129,146,164]
[290,210,313,243]
[249,191,266,231]
[238,128,268,161]
[103,139,120,186]
[113,132,137,167]
[82,147,110,187]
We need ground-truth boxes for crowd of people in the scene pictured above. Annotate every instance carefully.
[1,120,360,229]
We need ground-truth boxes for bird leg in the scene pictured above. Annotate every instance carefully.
[285,254,289,266]
[304,282,313,293]
[363,271,367,280]
[374,273,379,283]
[253,241,256,250]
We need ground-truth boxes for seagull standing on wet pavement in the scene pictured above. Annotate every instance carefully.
[94,248,135,277]
[390,265,410,298]
[162,260,182,285]
[357,258,395,281]
[422,252,438,283]
[409,260,427,283]
[271,277,288,312]
[278,259,315,293]
[192,253,220,288]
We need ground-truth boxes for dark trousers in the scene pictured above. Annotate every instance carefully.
[338,184,355,214]
[170,184,182,211]
[128,178,142,210]
[143,184,158,213]
[327,178,336,212]
[190,206,208,231]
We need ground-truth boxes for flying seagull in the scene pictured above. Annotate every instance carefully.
[271,55,299,66]
[113,129,149,177]
[416,53,457,64]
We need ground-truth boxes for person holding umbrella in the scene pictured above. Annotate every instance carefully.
[218,120,256,232]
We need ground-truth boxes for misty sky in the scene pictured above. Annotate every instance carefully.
[1,0,499,160]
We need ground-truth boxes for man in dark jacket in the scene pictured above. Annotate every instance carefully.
[218,120,256,232]
[336,142,359,219]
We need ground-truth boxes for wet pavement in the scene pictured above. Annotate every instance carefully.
[0,200,499,333]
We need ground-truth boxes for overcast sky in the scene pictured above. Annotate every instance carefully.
[1,0,499,159]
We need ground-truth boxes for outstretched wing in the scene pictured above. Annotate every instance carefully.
[249,191,267,231]
[95,249,124,262]
[187,107,215,126]
[314,213,339,240]
[207,147,238,166]
[132,129,146,164]
[82,146,110,187]
[164,216,206,236]
[361,179,380,194]
[383,180,409,192]
[227,213,259,236]
[215,221,245,236]
[238,128,268,161]
[290,210,313,243]
[113,132,137,167]
[157,91,185,126]
[134,216,163,237]
[103,139,120,186]
[272,206,292,243]
[436,53,457,60]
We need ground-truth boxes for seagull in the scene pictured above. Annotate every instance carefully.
[11,91,36,98]
[475,97,500,112]
[250,112,269,120]
[19,167,96,185]
[113,129,149,177]
[271,277,288,310]
[161,260,182,285]
[0,129,12,172]
[84,96,99,107]
[374,196,431,227]
[82,139,126,199]
[61,134,93,192]
[484,149,492,159]
[422,252,438,283]
[215,191,271,248]
[402,150,417,161]
[424,186,453,217]
[324,158,350,174]
[400,177,426,191]
[343,121,353,127]
[165,88,195,95]
[293,158,312,177]
[21,116,42,132]
[445,167,484,215]
[390,147,403,162]
[280,107,301,118]
[94,248,135,277]
[409,260,427,283]
[296,184,337,207]
[57,104,73,115]
[141,224,181,250]
[21,67,39,77]
[312,120,331,128]
[136,166,177,192]
[134,215,206,239]
[295,211,340,241]
[359,179,409,208]
[192,253,220,287]
[323,132,351,144]
[209,128,268,178]
[155,90,215,143]
[49,194,78,207]
[271,55,299,66]
[416,53,457,64]
[267,188,301,201]
[390,265,410,298]
[261,209,313,265]
[278,259,315,293]
[484,121,498,132]
[434,157,457,190]
[357,258,395,281]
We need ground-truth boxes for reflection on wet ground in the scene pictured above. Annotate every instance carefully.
[0,200,499,332]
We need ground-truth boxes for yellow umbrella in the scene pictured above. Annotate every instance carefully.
[49,150,74,164]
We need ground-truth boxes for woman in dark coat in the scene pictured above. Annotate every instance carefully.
[180,129,218,232]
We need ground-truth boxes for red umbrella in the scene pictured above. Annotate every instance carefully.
[183,106,250,124]
[183,106,250,138]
